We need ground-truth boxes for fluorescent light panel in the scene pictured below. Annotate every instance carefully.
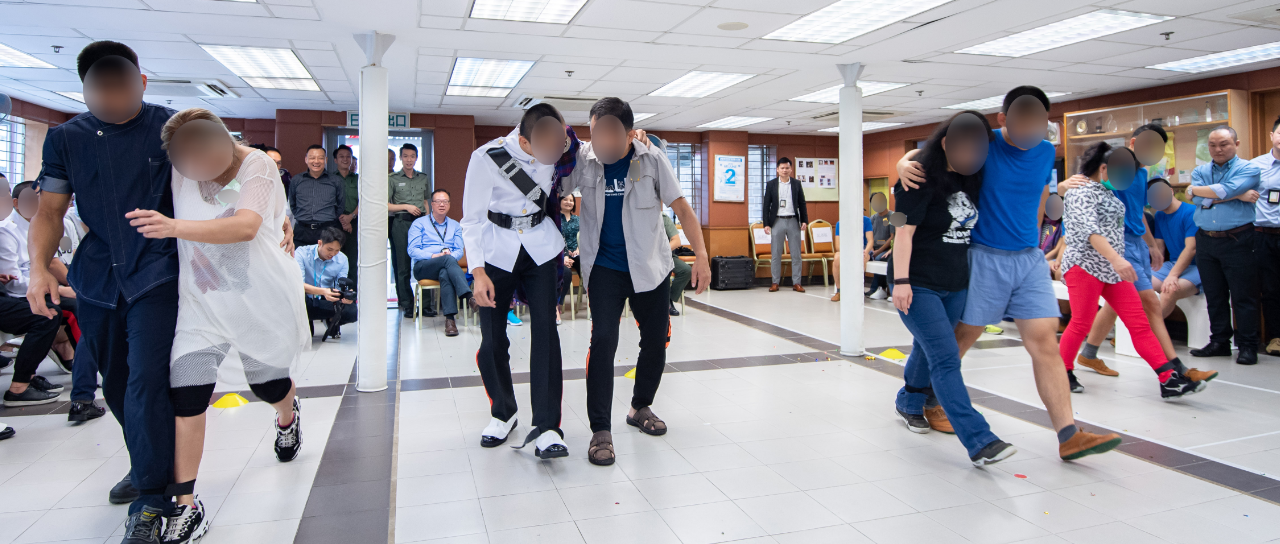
[242,77,320,91]
[790,81,909,103]
[819,122,905,132]
[1148,41,1280,73]
[764,0,953,44]
[200,45,310,78]
[56,91,84,102]
[633,113,656,122]
[697,116,772,129]
[446,85,512,97]
[650,71,754,98]
[943,92,1069,110]
[0,43,55,69]
[449,58,534,88]
[470,0,588,24]
[956,10,1171,57]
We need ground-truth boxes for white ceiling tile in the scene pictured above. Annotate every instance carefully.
[862,94,923,107]
[140,59,230,75]
[145,0,271,16]
[420,0,470,17]
[1093,47,1209,68]
[463,18,566,36]
[738,40,832,54]
[0,25,83,38]
[708,0,840,15]
[1024,40,1149,63]
[1055,63,1132,75]
[23,0,147,7]
[526,62,612,79]
[317,80,351,94]
[539,55,623,66]
[562,26,661,42]
[306,66,346,80]
[512,76,593,92]
[600,66,690,84]
[420,16,465,30]
[417,47,455,57]
[919,54,1005,66]
[573,0,701,32]
[253,88,326,99]
[297,49,341,67]
[442,95,507,106]
[1106,67,1187,80]
[417,56,455,72]
[187,35,292,48]
[0,36,91,57]
[991,58,1072,70]
[455,49,541,61]
[268,6,320,20]
[415,83,447,94]
[288,40,329,51]
[74,29,187,42]
[417,71,448,85]
[654,34,750,48]
[583,80,657,96]
[262,0,313,6]
[670,8,795,39]
[1095,18,1249,49]
[1173,26,1280,53]
[622,59,699,70]
[1111,0,1233,16]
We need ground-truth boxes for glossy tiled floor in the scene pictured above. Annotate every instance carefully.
[5,284,1280,544]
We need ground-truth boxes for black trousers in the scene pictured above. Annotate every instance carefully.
[1257,230,1280,343]
[1197,229,1261,349]
[0,295,63,384]
[340,217,358,283]
[294,220,339,248]
[558,258,579,304]
[585,265,670,433]
[304,297,358,326]
[390,215,416,311]
[476,247,563,437]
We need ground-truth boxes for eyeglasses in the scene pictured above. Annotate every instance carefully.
[432,199,450,204]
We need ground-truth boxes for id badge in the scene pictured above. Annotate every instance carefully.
[780,199,787,208]
[1269,189,1280,205]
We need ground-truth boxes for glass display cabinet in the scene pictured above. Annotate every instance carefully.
[1063,90,1251,192]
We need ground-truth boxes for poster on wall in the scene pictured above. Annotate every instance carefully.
[795,157,840,202]
[714,155,745,202]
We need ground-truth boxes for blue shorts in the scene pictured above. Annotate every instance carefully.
[961,244,1062,326]
[1123,233,1153,292]
[1153,261,1202,293]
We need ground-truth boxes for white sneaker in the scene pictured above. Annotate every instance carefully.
[480,417,517,448]
[163,497,210,543]
[870,288,888,300]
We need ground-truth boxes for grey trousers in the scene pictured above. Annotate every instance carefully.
[770,216,803,285]
[413,256,472,317]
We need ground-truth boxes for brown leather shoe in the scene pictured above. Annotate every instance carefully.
[1059,429,1122,461]
[1184,367,1219,382]
[924,405,954,434]
[831,292,840,302]
[769,284,779,292]
[444,318,459,337]
[793,285,806,293]
[1076,355,1118,376]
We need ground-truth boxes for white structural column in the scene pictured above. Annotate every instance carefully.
[354,32,396,392]
[837,63,865,357]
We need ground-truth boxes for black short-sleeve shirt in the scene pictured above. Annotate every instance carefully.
[892,173,978,292]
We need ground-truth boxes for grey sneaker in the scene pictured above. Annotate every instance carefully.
[896,407,930,434]
[162,498,209,543]
[121,506,165,544]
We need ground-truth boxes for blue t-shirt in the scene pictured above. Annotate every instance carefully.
[595,147,634,272]
[971,129,1056,251]
[835,216,874,248]
[1113,168,1149,236]
[1152,202,1197,265]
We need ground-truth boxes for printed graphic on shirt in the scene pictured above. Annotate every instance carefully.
[605,175,626,198]
[943,192,978,244]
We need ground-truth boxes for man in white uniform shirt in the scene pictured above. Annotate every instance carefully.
[461,104,571,459]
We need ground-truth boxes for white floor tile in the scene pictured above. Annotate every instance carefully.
[732,491,843,534]
[574,511,681,544]
[396,500,487,543]
[655,501,767,544]
[478,490,572,533]
[556,481,653,520]
[851,512,970,544]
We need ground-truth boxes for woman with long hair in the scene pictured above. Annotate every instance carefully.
[891,111,1016,466]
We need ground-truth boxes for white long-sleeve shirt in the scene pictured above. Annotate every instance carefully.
[0,211,32,297]
[460,127,565,273]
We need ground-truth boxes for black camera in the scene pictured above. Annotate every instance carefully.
[323,278,357,342]
[335,277,356,302]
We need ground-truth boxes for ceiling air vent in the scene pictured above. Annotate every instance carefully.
[513,94,602,111]
[1229,4,1280,26]
[144,79,240,99]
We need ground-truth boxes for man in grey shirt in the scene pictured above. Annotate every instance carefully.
[290,144,346,247]
[867,192,894,299]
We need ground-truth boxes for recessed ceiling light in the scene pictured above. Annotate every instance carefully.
[943,92,1069,110]
[470,0,589,24]
[201,45,311,78]
[241,77,321,91]
[446,85,513,97]
[447,58,534,97]
[790,81,909,103]
[819,122,904,132]
[717,22,749,31]
[633,113,656,122]
[0,43,55,69]
[650,71,754,98]
[1148,41,1280,73]
[56,91,84,102]
[697,116,772,129]
[764,0,953,44]
[956,10,1172,57]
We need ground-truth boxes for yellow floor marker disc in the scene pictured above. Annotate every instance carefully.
[211,393,249,408]
[623,367,637,379]
[879,348,908,360]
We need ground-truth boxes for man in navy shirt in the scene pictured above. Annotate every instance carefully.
[28,41,181,541]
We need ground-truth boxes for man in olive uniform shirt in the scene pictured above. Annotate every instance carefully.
[334,145,359,283]
[389,143,431,317]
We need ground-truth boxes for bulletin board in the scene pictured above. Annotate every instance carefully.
[795,157,839,202]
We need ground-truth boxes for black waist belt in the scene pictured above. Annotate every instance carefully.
[1199,223,1253,238]
[488,210,546,231]
[299,221,334,230]
[1256,226,1280,235]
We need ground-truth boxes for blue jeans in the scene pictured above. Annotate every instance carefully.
[895,286,1000,458]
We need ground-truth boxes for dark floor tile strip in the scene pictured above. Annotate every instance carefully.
[683,297,1280,501]
[295,310,400,544]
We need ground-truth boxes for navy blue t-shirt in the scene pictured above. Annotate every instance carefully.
[596,147,634,272]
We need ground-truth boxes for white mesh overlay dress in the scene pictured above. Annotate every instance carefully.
[169,150,309,388]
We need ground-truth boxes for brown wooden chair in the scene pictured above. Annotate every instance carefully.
[808,219,835,286]
[415,255,470,330]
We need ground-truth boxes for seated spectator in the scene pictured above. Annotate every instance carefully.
[830,215,872,302]
[0,182,74,407]
[557,194,579,323]
[867,192,895,299]
[296,227,357,331]
[1149,180,1202,318]
[663,213,689,316]
[289,145,345,247]
[408,189,471,337]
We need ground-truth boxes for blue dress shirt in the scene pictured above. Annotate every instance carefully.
[1191,156,1261,231]
[1250,151,1280,228]
[295,244,349,298]
[408,215,465,267]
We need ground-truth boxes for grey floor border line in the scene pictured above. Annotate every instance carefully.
[677,298,1280,505]
[293,310,401,544]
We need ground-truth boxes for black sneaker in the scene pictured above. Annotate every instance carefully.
[110,475,139,505]
[162,498,209,543]
[68,400,105,422]
[896,407,930,434]
[970,440,1018,467]
[1160,372,1207,399]
[0,423,13,440]
[3,387,58,407]
[122,505,166,544]
[0,355,11,371]
[274,398,302,462]
[29,375,64,393]
[669,301,680,316]
[1067,370,1084,393]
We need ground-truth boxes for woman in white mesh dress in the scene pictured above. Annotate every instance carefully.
[126,108,308,544]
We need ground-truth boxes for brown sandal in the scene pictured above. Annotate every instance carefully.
[589,431,615,466]
[626,407,667,436]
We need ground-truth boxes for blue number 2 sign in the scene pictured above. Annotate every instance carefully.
[723,168,736,185]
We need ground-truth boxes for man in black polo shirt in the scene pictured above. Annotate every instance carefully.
[290,144,346,247]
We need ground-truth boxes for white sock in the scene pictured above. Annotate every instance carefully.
[482,417,516,439]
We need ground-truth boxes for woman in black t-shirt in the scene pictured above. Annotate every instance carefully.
[890,111,1016,466]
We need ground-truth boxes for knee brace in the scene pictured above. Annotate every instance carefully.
[248,378,293,405]
[171,384,216,417]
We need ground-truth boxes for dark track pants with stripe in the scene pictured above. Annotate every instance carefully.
[585,265,670,433]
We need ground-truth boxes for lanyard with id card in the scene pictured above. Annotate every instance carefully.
[1269,189,1280,205]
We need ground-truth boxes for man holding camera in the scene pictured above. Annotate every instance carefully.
[295,227,357,334]
[409,189,470,337]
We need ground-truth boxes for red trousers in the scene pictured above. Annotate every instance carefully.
[1061,267,1168,376]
